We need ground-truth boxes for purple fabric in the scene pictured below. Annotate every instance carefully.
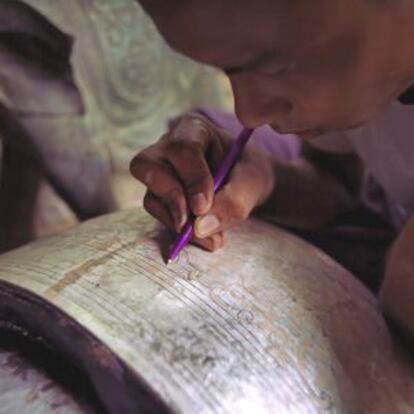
[192,108,395,290]
[195,108,302,161]
[194,108,400,229]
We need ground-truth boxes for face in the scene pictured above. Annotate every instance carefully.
[142,0,410,138]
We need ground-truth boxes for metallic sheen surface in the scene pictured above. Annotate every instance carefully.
[0,208,414,413]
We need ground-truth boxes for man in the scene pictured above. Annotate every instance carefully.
[130,0,414,340]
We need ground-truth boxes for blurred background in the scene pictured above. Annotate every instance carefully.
[0,0,233,253]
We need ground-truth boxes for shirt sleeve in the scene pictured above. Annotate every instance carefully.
[194,108,302,160]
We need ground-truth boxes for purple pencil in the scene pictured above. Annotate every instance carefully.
[167,127,254,264]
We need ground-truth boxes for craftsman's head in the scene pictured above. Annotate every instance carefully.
[140,0,414,137]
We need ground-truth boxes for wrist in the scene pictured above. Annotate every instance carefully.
[254,152,280,207]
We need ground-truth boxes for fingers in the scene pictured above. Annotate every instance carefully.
[131,149,187,231]
[131,114,228,231]
[191,231,226,252]
[165,116,221,216]
[194,155,271,238]
[131,113,270,255]
[166,139,213,216]
[144,191,225,252]
[143,191,175,230]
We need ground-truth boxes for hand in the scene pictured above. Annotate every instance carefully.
[130,113,275,251]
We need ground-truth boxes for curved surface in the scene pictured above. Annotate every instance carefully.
[0,208,413,413]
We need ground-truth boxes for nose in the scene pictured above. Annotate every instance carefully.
[230,75,293,129]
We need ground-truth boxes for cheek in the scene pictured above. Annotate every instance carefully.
[258,74,347,125]
[282,71,377,128]
[231,67,386,130]
[230,74,294,125]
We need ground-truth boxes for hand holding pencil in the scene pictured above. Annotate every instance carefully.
[130,113,276,255]
[168,127,254,262]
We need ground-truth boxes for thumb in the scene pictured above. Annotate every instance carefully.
[193,160,270,238]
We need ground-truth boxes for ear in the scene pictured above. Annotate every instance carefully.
[0,0,84,116]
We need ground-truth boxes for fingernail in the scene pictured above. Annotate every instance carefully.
[179,210,188,230]
[191,193,208,214]
[196,214,220,237]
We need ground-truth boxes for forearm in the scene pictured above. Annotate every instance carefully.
[380,217,414,342]
[255,154,360,230]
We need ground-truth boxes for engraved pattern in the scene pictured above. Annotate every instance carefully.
[1,209,414,413]
[25,0,229,150]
